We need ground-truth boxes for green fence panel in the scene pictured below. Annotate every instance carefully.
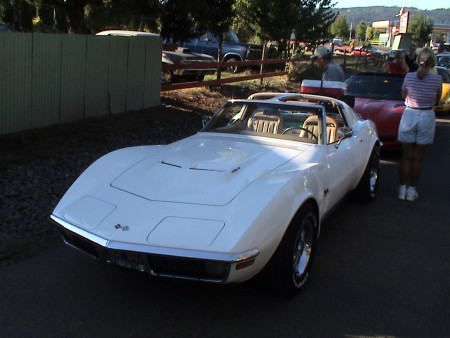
[0,33,33,134]
[107,36,129,114]
[60,34,87,123]
[0,32,162,135]
[85,36,110,118]
[144,38,162,107]
[31,33,62,129]
[126,37,147,111]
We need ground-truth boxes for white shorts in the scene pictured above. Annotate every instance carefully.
[398,108,436,145]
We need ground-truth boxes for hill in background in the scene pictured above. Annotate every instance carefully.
[333,6,450,26]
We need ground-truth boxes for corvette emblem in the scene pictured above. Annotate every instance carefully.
[114,224,129,231]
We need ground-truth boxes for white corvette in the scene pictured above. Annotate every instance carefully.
[51,92,380,297]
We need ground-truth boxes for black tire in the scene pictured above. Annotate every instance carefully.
[161,67,173,85]
[264,203,318,297]
[224,57,239,73]
[352,145,380,203]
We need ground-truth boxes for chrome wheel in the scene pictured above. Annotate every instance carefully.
[292,216,314,287]
[352,146,380,202]
[265,203,317,297]
[368,148,380,198]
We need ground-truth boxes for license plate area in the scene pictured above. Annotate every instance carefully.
[106,249,147,272]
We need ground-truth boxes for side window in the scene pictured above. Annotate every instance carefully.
[200,32,214,42]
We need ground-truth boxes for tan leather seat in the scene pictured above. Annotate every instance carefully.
[247,111,282,134]
[301,115,338,144]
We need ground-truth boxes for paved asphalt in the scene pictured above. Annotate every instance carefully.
[1,116,449,338]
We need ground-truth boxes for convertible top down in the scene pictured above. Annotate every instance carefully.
[51,92,380,297]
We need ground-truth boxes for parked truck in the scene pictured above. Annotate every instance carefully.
[183,30,263,72]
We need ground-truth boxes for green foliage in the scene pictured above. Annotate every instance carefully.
[331,7,450,27]
[408,14,434,45]
[294,0,337,45]
[234,0,337,57]
[190,0,234,38]
[331,14,349,39]
[365,26,374,41]
[159,0,196,41]
[356,21,366,41]
[85,0,160,34]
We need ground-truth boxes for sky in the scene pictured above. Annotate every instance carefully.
[335,1,449,10]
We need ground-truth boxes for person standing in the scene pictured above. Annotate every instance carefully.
[384,50,409,75]
[311,46,345,82]
[405,44,418,72]
[398,48,442,201]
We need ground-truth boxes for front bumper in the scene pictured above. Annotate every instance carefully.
[51,215,258,283]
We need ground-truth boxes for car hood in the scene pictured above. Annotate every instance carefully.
[111,135,306,206]
[162,49,215,62]
[353,98,405,119]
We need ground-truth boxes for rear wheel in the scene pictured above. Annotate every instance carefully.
[265,203,318,297]
[352,146,380,202]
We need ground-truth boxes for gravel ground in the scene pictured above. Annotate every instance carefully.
[0,84,281,267]
[0,91,215,266]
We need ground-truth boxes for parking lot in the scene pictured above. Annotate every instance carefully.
[0,116,449,338]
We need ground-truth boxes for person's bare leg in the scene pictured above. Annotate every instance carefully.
[409,144,427,186]
[399,143,414,185]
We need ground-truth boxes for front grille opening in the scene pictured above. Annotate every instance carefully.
[61,230,99,259]
[147,254,229,282]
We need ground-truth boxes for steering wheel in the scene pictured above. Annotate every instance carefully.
[282,127,318,141]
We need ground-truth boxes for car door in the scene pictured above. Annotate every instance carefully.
[321,115,362,208]
[195,32,219,59]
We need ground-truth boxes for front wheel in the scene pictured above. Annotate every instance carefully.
[161,67,173,85]
[264,203,318,297]
[224,57,240,73]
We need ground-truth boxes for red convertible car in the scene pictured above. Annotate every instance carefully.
[345,73,405,149]
[351,46,373,57]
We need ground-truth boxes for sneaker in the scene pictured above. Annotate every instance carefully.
[406,187,419,201]
[398,185,407,200]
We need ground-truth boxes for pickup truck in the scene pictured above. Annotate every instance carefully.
[183,30,263,71]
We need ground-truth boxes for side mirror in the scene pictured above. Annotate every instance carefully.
[337,127,353,139]
[336,127,353,149]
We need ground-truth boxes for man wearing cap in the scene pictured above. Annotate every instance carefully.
[405,44,418,72]
[311,46,345,82]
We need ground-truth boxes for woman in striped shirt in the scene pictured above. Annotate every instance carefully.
[398,47,442,201]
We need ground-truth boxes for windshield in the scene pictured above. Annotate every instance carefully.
[201,101,339,145]
[345,74,404,101]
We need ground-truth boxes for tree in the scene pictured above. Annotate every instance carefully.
[233,0,301,57]
[159,0,196,42]
[0,0,35,31]
[234,0,337,57]
[330,14,349,40]
[365,26,374,41]
[408,14,433,46]
[294,0,337,47]
[355,20,366,42]
[84,0,161,34]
